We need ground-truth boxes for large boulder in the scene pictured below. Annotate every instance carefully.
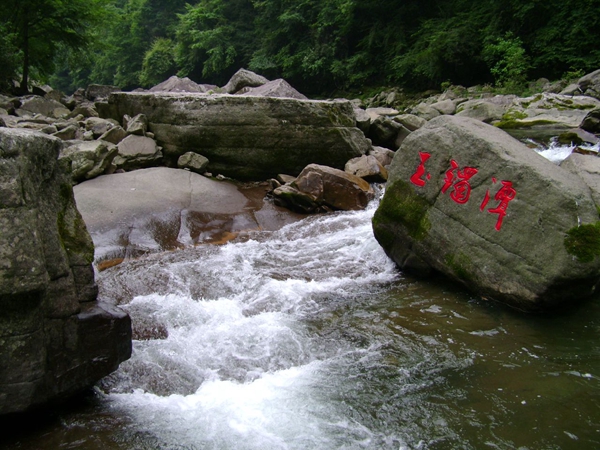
[97,93,371,180]
[273,163,374,212]
[0,128,131,415]
[373,115,600,311]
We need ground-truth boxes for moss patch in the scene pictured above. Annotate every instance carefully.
[495,119,558,129]
[373,179,431,242]
[445,252,474,282]
[564,222,600,263]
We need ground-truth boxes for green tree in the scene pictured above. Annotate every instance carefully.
[0,0,108,93]
[139,38,177,86]
[483,33,530,90]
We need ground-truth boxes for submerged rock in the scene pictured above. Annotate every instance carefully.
[373,115,600,311]
[0,128,131,415]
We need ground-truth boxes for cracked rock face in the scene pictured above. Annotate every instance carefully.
[373,115,600,311]
[0,128,131,415]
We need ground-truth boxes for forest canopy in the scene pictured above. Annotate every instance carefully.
[1,0,599,96]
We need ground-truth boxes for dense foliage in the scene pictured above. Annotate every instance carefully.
[1,0,599,95]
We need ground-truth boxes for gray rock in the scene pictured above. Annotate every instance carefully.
[369,146,395,168]
[150,76,218,93]
[0,128,130,415]
[99,126,128,145]
[60,140,118,183]
[410,103,441,121]
[581,108,600,133]
[369,116,408,150]
[52,124,80,141]
[177,152,209,173]
[373,115,600,311]
[561,153,600,206]
[85,117,117,138]
[125,113,148,136]
[365,107,399,120]
[222,68,269,94]
[455,99,506,123]
[578,69,600,99]
[430,99,457,115]
[559,83,582,96]
[114,134,163,170]
[68,104,99,119]
[394,114,427,131]
[273,163,374,212]
[17,96,70,119]
[354,108,371,134]
[345,154,388,182]
[98,92,370,180]
[240,79,307,100]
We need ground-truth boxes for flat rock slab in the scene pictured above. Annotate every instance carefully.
[74,168,305,265]
[96,93,370,180]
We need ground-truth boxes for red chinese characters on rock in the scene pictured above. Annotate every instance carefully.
[408,153,516,231]
[480,178,517,231]
[440,160,478,204]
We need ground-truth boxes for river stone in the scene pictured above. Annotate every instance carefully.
[114,134,162,170]
[394,114,427,131]
[178,151,209,173]
[60,140,118,183]
[97,92,370,180]
[99,125,128,145]
[273,163,374,212]
[369,116,408,150]
[354,108,371,134]
[455,99,506,123]
[369,146,395,168]
[222,68,269,94]
[0,128,131,415]
[373,115,600,311]
[581,108,600,133]
[345,154,388,182]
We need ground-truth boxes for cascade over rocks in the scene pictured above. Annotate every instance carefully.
[373,115,600,311]
[0,128,131,415]
[97,92,370,180]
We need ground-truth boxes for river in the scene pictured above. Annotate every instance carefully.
[3,145,600,449]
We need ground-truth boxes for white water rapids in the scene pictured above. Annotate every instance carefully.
[95,195,448,449]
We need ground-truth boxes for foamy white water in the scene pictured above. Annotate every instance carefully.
[533,139,599,163]
[96,197,441,449]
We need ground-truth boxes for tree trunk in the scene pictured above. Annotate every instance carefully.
[19,11,30,94]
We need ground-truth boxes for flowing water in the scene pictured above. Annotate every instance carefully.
[3,146,600,449]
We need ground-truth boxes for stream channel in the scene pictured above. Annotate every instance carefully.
[3,144,600,450]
